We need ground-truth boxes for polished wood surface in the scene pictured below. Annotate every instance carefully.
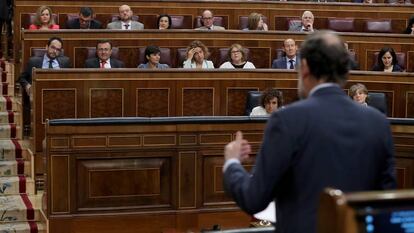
[21,30,414,72]
[44,117,414,233]
[32,69,414,153]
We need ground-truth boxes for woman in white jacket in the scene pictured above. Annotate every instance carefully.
[183,40,214,69]
[219,44,255,69]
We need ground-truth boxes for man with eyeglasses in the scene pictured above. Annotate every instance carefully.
[107,5,144,30]
[195,9,225,31]
[66,7,102,29]
[85,39,125,68]
[18,37,71,135]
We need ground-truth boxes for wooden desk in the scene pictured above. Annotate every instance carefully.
[44,116,414,233]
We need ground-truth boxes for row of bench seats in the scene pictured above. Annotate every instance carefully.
[30,46,407,70]
[22,13,401,33]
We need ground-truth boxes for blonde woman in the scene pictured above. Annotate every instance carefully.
[29,6,59,30]
[183,40,214,69]
[219,44,255,69]
[244,12,268,31]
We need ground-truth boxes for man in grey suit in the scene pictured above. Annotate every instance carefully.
[195,9,225,31]
[272,38,300,69]
[106,4,144,30]
[85,39,125,68]
[18,37,72,133]
[289,10,315,32]
[223,31,396,233]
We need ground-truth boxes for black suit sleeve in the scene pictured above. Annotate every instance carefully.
[224,112,295,214]
[18,58,37,88]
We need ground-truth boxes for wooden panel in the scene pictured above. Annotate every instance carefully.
[395,158,414,189]
[182,88,214,116]
[77,157,172,210]
[90,88,124,117]
[179,152,197,209]
[42,89,76,123]
[136,88,170,117]
[73,136,107,148]
[227,88,258,116]
[50,137,70,149]
[407,92,414,118]
[108,135,142,147]
[50,155,70,214]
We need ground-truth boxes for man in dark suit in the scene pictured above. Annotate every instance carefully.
[66,7,102,29]
[272,38,300,69]
[18,37,71,133]
[0,0,13,58]
[223,31,396,233]
[85,39,125,68]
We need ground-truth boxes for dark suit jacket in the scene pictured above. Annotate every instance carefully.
[19,55,71,88]
[85,57,125,68]
[272,56,300,69]
[224,85,396,233]
[372,64,403,72]
[66,18,102,29]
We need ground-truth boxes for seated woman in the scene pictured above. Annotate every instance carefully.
[349,83,368,106]
[250,88,283,116]
[157,14,172,30]
[137,45,169,69]
[403,16,414,34]
[29,6,59,30]
[371,47,403,72]
[219,44,255,69]
[183,40,214,69]
[243,12,268,31]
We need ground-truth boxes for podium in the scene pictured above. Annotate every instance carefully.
[318,188,414,233]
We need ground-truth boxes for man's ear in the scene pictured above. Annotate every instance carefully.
[300,59,310,80]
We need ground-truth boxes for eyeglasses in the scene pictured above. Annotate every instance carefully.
[49,45,62,52]
[202,17,213,20]
[231,50,241,54]
[97,48,111,52]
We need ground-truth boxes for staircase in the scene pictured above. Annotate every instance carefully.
[0,60,46,233]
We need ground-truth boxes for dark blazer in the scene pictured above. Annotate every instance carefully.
[223,85,396,233]
[19,55,71,88]
[272,56,300,69]
[85,57,125,68]
[66,18,102,29]
[372,64,403,72]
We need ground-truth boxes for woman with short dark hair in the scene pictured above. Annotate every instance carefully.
[250,88,283,116]
[371,47,403,72]
[137,45,169,69]
[157,14,172,30]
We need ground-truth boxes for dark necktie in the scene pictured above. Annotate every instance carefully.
[100,61,106,69]
[48,59,54,69]
[289,59,294,69]
[124,24,130,29]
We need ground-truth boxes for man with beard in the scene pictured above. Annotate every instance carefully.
[19,37,71,134]
[222,31,396,233]
[107,4,144,30]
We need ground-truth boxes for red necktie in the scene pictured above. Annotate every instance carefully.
[100,61,106,68]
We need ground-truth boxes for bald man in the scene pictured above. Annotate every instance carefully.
[290,10,315,32]
[107,5,144,30]
[272,38,300,69]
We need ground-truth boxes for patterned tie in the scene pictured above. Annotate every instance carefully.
[289,60,294,69]
[48,59,54,69]
[100,61,106,69]
[124,24,130,29]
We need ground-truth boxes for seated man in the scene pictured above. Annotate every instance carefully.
[289,11,315,32]
[195,9,225,31]
[85,39,125,68]
[107,4,144,30]
[18,37,71,133]
[272,38,300,69]
[66,7,102,29]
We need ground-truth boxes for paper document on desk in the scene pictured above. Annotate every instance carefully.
[254,201,276,223]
